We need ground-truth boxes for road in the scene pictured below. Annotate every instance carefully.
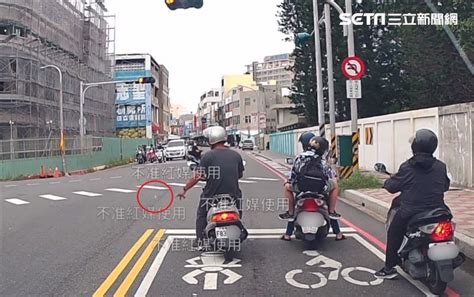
[1,149,473,297]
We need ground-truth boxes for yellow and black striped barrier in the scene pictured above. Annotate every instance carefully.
[319,124,325,138]
[330,134,337,159]
[352,131,360,172]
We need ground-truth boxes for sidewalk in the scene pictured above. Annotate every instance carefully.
[252,149,474,259]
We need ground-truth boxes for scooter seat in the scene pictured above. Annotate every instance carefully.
[407,207,453,229]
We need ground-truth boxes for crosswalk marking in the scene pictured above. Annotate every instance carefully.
[105,188,136,193]
[73,191,103,197]
[5,198,30,205]
[39,194,67,201]
[247,177,280,181]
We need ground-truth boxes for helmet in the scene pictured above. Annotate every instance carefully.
[203,126,227,146]
[299,131,316,151]
[411,129,438,155]
[309,136,329,155]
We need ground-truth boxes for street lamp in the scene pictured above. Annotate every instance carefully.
[9,120,14,160]
[40,64,68,176]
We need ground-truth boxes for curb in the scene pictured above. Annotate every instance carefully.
[251,151,293,170]
[340,189,474,260]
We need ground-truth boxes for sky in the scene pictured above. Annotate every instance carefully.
[106,0,294,112]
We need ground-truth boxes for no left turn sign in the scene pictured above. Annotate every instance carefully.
[342,56,366,79]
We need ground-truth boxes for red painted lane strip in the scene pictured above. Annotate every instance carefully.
[248,153,461,297]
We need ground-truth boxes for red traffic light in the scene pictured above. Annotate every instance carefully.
[137,77,156,84]
[165,0,203,10]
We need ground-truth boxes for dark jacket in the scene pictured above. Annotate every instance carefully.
[384,153,450,213]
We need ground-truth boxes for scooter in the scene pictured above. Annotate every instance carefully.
[293,191,331,246]
[147,149,157,163]
[136,149,146,164]
[188,160,248,260]
[285,158,331,246]
[375,163,465,295]
[156,149,165,163]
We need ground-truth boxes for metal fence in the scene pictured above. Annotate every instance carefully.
[0,136,103,160]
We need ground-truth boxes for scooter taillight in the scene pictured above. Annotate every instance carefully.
[302,199,319,212]
[211,212,240,222]
[431,221,454,241]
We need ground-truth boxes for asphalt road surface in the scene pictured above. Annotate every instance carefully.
[1,149,473,297]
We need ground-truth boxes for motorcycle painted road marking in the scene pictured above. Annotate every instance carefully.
[285,270,327,289]
[5,198,30,205]
[183,254,242,290]
[73,191,103,197]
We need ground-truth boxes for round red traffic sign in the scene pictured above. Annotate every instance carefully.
[341,56,366,79]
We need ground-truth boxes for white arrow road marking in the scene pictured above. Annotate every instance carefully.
[5,198,30,205]
[105,188,136,193]
[39,194,67,201]
[221,269,242,284]
[73,191,102,197]
[246,177,279,181]
[203,272,218,290]
[182,269,204,285]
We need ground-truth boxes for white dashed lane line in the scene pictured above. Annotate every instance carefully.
[90,178,102,181]
[105,188,136,193]
[5,198,30,205]
[4,184,17,188]
[27,183,40,186]
[39,194,67,201]
[73,191,103,197]
[110,176,122,179]
[69,180,82,183]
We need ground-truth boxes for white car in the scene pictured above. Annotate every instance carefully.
[164,139,187,160]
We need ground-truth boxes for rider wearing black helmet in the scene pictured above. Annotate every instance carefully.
[375,129,451,279]
[279,131,345,241]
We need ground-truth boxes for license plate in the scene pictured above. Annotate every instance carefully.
[216,227,228,239]
[302,226,318,234]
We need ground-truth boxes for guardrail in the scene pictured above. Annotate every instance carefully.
[0,136,103,160]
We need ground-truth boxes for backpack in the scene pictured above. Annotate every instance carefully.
[295,155,328,193]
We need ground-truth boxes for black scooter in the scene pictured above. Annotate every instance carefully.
[375,163,465,295]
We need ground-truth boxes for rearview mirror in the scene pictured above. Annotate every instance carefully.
[374,163,387,173]
[242,160,247,167]
[286,158,294,165]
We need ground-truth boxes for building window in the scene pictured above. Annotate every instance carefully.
[234,101,240,108]
[245,98,250,106]
[245,116,251,123]
[214,91,219,97]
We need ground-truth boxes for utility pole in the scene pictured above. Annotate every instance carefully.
[312,0,326,137]
[9,120,14,160]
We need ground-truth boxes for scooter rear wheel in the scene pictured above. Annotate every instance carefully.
[426,263,447,295]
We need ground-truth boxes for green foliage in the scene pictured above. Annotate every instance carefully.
[277,0,474,123]
[339,171,382,191]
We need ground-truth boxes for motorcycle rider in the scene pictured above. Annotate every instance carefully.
[188,141,202,162]
[178,126,245,246]
[374,129,451,279]
[279,132,345,241]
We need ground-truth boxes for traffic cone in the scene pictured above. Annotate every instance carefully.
[39,165,47,178]
[47,167,54,178]
[54,167,62,177]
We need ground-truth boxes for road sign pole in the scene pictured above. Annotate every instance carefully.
[345,0,359,173]
[324,3,337,158]
[312,0,326,137]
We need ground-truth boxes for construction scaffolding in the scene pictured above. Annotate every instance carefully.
[0,0,116,144]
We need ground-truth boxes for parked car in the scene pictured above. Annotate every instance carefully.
[164,139,187,160]
[241,139,254,150]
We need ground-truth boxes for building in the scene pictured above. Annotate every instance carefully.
[114,53,170,140]
[178,113,194,137]
[0,0,115,142]
[221,74,254,99]
[170,103,188,120]
[246,53,294,88]
[197,88,220,129]
[271,87,306,131]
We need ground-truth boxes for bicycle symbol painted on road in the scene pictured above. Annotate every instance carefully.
[285,250,383,289]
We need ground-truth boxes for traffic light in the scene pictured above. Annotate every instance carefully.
[165,0,203,10]
[136,77,156,84]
